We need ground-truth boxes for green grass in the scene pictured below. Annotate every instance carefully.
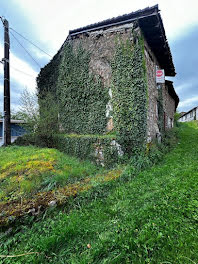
[0,145,102,203]
[0,122,198,263]
[0,145,121,227]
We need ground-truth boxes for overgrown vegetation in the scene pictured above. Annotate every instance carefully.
[0,146,107,226]
[34,31,149,164]
[1,122,198,263]
[54,133,119,167]
[15,89,60,148]
[111,34,148,156]
[157,86,165,134]
[57,44,109,134]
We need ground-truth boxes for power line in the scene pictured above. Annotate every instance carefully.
[10,66,37,79]
[10,27,53,58]
[10,31,41,68]
[0,29,36,80]
[0,62,36,79]
[0,59,36,79]
[0,72,31,88]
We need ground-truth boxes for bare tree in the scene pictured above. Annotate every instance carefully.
[17,88,59,147]
[18,88,39,132]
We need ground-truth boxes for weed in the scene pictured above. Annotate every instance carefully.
[0,122,198,264]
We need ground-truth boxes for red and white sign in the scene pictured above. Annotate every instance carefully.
[156,69,165,83]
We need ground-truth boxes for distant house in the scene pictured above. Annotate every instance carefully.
[179,106,198,122]
[0,119,26,146]
[179,112,186,117]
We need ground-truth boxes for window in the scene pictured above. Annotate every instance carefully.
[190,111,193,118]
[168,117,171,128]
[156,103,158,119]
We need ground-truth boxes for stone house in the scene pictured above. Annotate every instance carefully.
[179,106,198,122]
[37,5,179,156]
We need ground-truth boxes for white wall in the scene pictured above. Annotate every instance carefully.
[179,107,198,122]
[0,136,19,147]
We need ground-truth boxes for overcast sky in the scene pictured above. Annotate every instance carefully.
[0,0,198,113]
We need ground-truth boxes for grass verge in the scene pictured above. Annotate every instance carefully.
[0,122,198,263]
[0,146,110,226]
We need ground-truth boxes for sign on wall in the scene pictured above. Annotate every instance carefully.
[156,69,165,83]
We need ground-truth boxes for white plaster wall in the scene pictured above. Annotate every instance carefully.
[0,136,19,147]
[179,107,198,122]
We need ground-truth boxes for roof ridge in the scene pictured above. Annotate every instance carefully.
[69,5,159,35]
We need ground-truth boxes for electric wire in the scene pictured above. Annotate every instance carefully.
[10,66,37,79]
[10,31,41,68]
[0,47,37,79]
[10,27,52,58]
[1,17,50,76]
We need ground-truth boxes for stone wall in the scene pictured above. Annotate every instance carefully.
[163,84,176,128]
[66,23,136,131]
[144,39,160,141]
[68,23,136,85]
[40,23,177,143]
[144,38,177,138]
[68,26,177,138]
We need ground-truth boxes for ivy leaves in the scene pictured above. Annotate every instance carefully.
[57,44,109,134]
[111,37,148,156]
[37,34,148,160]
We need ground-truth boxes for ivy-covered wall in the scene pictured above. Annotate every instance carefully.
[144,38,177,140]
[37,21,177,164]
[162,83,176,129]
[57,44,109,134]
[111,35,148,155]
[144,40,161,141]
[37,52,61,98]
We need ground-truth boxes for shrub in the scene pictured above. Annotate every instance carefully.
[121,127,178,179]
[54,134,120,167]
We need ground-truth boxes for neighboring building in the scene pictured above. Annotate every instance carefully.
[163,80,179,129]
[179,106,198,122]
[179,112,186,117]
[37,5,179,144]
[0,119,26,146]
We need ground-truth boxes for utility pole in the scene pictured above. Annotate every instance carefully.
[2,18,11,145]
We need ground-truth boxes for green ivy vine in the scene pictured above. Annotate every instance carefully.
[57,44,109,134]
[37,52,61,98]
[158,86,165,134]
[111,35,148,155]
[37,32,149,163]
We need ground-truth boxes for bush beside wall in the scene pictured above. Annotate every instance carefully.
[54,134,120,167]
[15,133,121,168]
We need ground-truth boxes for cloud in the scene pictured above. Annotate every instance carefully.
[178,96,198,109]
[13,0,198,52]
[1,0,198,113]
[0,44,37,91]
[0,44,38,112]
[170,25,198,112]
[30,46,52,60]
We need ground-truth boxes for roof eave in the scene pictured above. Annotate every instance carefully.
[165,80,179,109]
[68,5,175,77]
